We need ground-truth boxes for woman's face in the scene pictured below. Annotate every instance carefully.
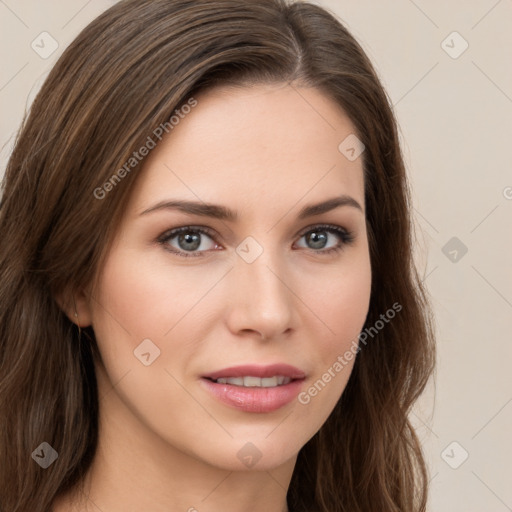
[81,83,371,471]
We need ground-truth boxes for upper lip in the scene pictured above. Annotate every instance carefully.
[203,364,306,381]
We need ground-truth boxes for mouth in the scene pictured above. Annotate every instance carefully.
[200,364,306,413]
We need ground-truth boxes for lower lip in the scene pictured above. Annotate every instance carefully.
[200,378,304,413]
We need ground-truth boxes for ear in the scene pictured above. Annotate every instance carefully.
[55,286,93,328]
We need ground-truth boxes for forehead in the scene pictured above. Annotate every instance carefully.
[129,83,365,218]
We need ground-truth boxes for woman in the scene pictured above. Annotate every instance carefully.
[0,0,435,511]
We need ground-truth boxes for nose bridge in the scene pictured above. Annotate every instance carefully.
[229,236,295,336]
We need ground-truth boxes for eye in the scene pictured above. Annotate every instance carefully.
[295,224,355,255]
[158,226,220,257]
[157,224,355,258]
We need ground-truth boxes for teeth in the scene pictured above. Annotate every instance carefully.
[215,376,292,387]
[216,377,244,386]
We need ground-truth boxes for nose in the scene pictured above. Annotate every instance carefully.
[224,247,297,341]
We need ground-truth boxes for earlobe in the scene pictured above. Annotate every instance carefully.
[55,288,93,328]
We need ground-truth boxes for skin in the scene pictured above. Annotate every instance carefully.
[54,83,372,512]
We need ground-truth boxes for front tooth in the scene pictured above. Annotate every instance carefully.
[276,376,285,385]
[225,377,244,386]
[243,376,262,387]
[261,377,278,387]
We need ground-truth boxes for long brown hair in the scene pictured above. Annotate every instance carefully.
[0,1,435,511]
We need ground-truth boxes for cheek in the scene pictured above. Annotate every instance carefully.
[88,247,232,401]
[87,250,223,450]
[303,249,372,348]
[296,252,371,410]
[90,247,220,345]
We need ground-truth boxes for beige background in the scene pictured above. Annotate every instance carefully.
[1,1,511,510]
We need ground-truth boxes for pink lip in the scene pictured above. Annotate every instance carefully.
[203,364,306,380]
[200,364,306,413]
[200,378,304,413]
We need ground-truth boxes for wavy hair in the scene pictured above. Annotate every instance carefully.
[0,1,435,510]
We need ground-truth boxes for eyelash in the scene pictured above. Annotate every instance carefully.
[157,224,355,258]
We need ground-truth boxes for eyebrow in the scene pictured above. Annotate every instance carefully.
[140,195,363,220]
